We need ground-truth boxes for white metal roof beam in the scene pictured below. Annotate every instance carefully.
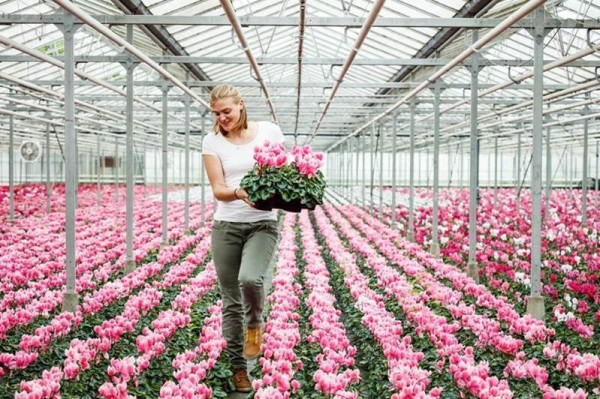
[3,14,599,28]
[3,79,584,90]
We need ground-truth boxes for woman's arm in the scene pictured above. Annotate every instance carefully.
[202,154,251,203]
[202,154,237,201]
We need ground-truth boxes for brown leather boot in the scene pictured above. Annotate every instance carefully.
[232,368,252,392]
[242,326,263,360]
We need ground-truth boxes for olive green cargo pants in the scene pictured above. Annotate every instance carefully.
[211,219,279,370]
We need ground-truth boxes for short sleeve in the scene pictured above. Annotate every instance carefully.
[270,122,284,144]
[202,134,218,156]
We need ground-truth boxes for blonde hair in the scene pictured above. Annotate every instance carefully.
[210,84,248,135]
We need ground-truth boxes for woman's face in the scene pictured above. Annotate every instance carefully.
[212,97,244,132]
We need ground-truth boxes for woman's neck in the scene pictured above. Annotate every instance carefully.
[227,128,245,138]
[227,122,253,138]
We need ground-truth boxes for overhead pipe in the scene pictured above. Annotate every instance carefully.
[307,0,387,143]
[51,0,210,111]
[293,0,307,143]
[326,0,547,152]
[219,0,278,124]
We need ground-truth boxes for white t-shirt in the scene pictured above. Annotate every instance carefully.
[202,121,284,222]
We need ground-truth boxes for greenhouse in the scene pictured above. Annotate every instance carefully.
[1,0,599,397]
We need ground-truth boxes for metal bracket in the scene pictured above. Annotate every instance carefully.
[53,12,83,35]
[249,64,258,81]
[586,28,599,50]
[507,66,521,85]
[230,27,237,49]
[159,79,172,94]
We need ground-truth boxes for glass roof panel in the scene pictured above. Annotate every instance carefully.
[1,0,598,151]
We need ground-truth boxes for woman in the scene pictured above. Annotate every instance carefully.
[202,84,282,392]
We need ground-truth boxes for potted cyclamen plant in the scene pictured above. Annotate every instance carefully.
[240,140,326,213]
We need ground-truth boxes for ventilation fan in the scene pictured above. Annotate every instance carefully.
[19,141,42,163]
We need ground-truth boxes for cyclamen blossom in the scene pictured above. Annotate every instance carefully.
[15,367,63,399]
[291,145,324,177]
[254,140,287,168]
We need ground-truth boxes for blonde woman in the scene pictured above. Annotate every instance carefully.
[202,84,282,392]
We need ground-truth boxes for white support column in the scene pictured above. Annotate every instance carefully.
[201,111,207,226]
[379,123,384,221]
[447,147,452,188]
[494,137,498,209]
[46,118,52,214]
[526,7,547,320]
[487,148,491,188]
[569,146,574,202]
[468,37,482,282]
[425,148,431,188]
[123,24,137,274]
[143,140,147,198]
[517,128,522,216]
[391,112,398,229]
[96,133,101,206]
[184,97,191,232]
[370,123,375,214]
[431,81,442,257]
[545,125,551,218]
[362,132,366,206]
[161,82,170,246]
[59,13,81,313]
[8,114,14,223]
[114,136,119,204]
[460,144,465,189]
[582,108,589,226]
[408,100,416,242]
[354,136,360,204]
[594,140,600,211]
[345,141,349,199]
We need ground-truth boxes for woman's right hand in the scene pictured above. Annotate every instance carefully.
[236,188,255,207]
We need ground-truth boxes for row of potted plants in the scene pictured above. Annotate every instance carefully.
[0,203,212,342]
[13,224,214,397]
[337,202,598,396]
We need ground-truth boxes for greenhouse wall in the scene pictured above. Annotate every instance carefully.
[1,147,595,188]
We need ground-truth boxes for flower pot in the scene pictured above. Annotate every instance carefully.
[253,194,316,213]
[253,196,276,211]
[273,195,304,213]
